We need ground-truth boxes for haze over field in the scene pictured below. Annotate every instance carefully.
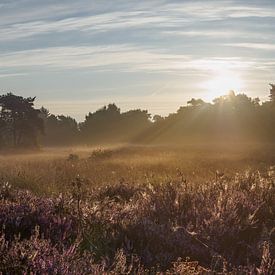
[0,1,275,274]
[1,0,275,120]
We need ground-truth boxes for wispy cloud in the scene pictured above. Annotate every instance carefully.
[0,0,274,117]
[1,1,274,41]
[161,1,275,20]
[0,11,171,41]
[225,43,275,50]
[0,72,28,78]
[0,45,189,72]
[0,45,260,75]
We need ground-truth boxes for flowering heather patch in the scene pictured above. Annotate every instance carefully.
[0,168,274,274]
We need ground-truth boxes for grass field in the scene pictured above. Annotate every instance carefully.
[1,144,275,195]
[0,145,274,273]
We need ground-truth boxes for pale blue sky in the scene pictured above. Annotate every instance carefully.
[0,0,275,120]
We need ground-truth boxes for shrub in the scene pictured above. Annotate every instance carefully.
[67,154,79,162]
[89,149,113,160]
[0,169,274,273]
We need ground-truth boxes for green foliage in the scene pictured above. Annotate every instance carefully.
[2,83,275,148]
[0,158,274,273]
[0,93,44,148]
[270,83,275,104]
[187,98,205,107]
[41,111,79,145]
[145,90,275,144]
[80,103,151,144]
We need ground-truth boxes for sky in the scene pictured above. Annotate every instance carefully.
[0,0,275,121]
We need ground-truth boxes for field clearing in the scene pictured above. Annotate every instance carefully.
[1,144,275,195]
[0,144,274,273]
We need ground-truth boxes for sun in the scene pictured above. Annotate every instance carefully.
[203,71,244,102]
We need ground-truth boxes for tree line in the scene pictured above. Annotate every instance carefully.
[0,84,275,148]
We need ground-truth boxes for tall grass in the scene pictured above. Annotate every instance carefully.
[0,145,274,273]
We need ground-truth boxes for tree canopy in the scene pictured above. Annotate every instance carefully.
[0,93,44,148]
[1,83,275,148]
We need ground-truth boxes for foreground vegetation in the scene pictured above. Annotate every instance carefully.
[0,146,274,274]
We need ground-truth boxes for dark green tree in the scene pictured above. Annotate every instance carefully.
[153,115,164,123]
[187,98,205,107]
[0,93,44,147]
[41,112,79,145]
[80,104,151,144]
[269,83,275,104]
[80,104,121,143]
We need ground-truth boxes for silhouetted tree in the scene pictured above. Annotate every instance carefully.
[40,106,50,120]
[0,117,6,148]
[187,98,205,107]
[120,109,151,141]
[269,83,275,104]
[2,83,275,147]
[0,93,44,147]
[153,115,164,123]
[42,113,79,145]
[80,103,121,143]
[80,104,151,144]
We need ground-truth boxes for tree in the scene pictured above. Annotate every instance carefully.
[40,106,50,120]
[80,104,151,144]
[0,93,44,148]
[187,98,205,107]
[41,113,79,145]
[80,104,121,143]
[153,115,164,123]
[0,117,6,148]
[269,83,275,104]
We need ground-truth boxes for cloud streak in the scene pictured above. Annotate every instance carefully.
[225,43,275,51]
[0,0,274,118]
[0,45,263,76]
[1,1,275,42]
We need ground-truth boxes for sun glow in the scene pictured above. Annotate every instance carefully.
[203,71,244,102]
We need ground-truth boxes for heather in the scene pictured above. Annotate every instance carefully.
[0,146,274,274]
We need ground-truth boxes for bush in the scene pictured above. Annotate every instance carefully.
[67,154,79,162]
[0,169,274,273]
[89,149,113,160]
